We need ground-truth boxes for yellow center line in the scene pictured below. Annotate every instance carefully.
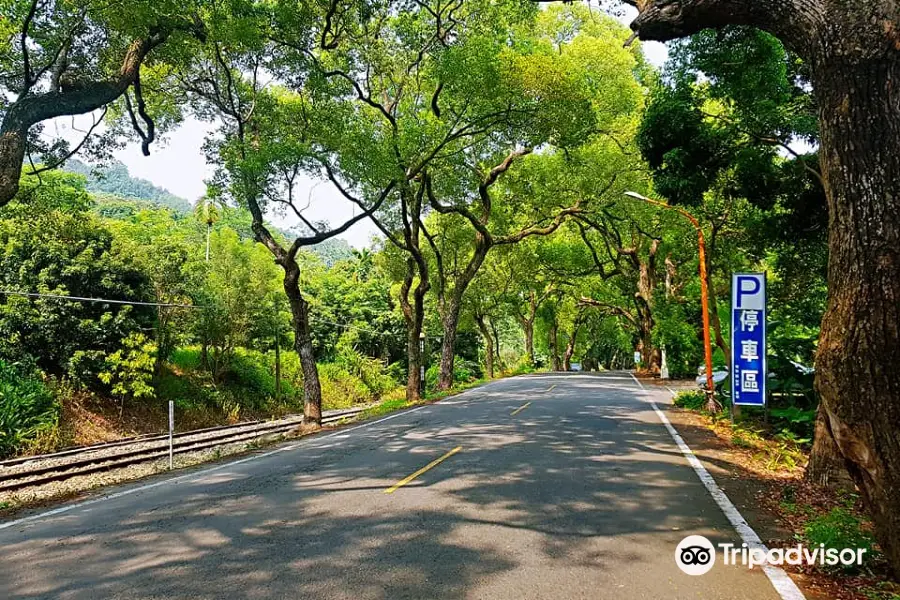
[545,384,556,393]
[510,402,531,416]
[383,446,462,494]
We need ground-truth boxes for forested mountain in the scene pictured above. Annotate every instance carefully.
[309,238,354,267]
[65,159,192,214]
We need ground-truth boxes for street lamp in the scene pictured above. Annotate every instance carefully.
[624,191,717,408]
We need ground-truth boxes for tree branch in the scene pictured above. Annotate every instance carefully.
[123,72,156,156]
[576,221,622,280]
[424,171,493,241]
[495,204,583,245]
[624,0,823,57]
[479,147,532,219]
[321,162,407,250]
[288,181,396,257]
[20,0,40,94]
[25,106,108,175]
[579,296,638,327]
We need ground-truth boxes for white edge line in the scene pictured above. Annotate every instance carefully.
[0,402,437,531]
[628,371,645,390]
[646,387,805,600]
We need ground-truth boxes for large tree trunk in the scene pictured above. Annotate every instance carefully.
[0,130,26,204]
[706,230,731,358]
[549,318,561,371]
[491,318,502,370]
[405,316,424,401]
[517,291,541,367]
[437,296,462,390]
[563,317,583,371]
[635,240,661,373]
[636,318,659,372]
[283,261,322,425]
[399,257,429,403]
[628,0,900,578]
[475,314,494,379]
[563,333,577,372]
[0,32,176,205]
[813,54,900,577]
[806,402,851,489]
[522,318,535,366]
[707,289,730,359]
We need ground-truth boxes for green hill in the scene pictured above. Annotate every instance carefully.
[65,159,192,214]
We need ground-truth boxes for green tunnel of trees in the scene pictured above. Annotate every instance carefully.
[1,0,898,581]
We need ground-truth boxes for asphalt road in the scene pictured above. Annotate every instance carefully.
[0,373,786,599]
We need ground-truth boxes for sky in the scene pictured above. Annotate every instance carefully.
[55,6,668,249]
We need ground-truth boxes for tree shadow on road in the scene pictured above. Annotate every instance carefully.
[0,375,782,599]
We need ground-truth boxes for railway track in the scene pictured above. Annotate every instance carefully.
[0,407,366,494]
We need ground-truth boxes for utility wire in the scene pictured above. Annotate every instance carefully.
[1,291,408,338]
[313,317,403,338]
[0,290,199,309]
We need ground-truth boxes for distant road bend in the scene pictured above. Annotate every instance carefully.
[0,373,797,599]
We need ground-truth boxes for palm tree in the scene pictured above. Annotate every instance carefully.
[194,196,222,261]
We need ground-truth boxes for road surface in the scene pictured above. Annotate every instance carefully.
[0,373,790,599]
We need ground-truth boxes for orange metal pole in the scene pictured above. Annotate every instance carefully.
[696,227,716,398]
[634,196,716,400]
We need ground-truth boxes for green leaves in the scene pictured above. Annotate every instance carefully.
[98,332,157,401]
[0,171,152,377]
[0,359,59,458]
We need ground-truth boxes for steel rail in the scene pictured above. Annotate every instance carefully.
[0,407,366,468]
[0,408,365,493]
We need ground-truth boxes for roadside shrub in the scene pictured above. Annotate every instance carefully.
[506,358,537,377]
[98,332,157,412]
[227,349,277,401]
[170,347,203,372]
[334,335,397,396]
[0,361,60,457]
[804,507,875,573]
[318,363,371,409]
[261,350,304,395]
[673,390,706,410]
[652,295,702,379]
[425,360,479,390]
[425,364,440,389]
[156,367,213,411]
[0,174,152,378]
[453,359,481,383]
[769,405,817,440]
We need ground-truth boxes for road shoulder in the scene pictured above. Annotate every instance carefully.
[648,384,885,600]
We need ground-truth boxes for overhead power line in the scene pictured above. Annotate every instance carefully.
[314,317,403,338]
[1,291,406,338]
[0,290,199,309]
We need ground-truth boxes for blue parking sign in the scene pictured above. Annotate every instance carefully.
[731,273,766,406]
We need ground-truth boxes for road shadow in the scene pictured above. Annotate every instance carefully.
[0,374,781,599]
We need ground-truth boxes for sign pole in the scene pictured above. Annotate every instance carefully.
[419,332,426,397]
[168,400,174,470]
